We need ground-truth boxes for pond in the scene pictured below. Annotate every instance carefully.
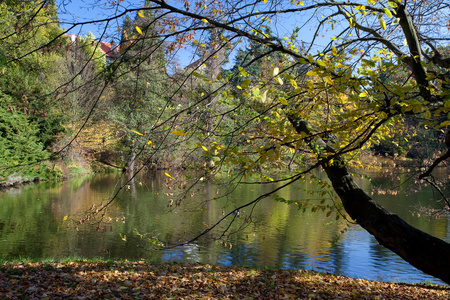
[0,168,449,285]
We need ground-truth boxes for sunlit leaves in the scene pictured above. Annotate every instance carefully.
[279,97,288,105]
[238,66,248,77]
[165,172,174,179]
[273,67,280,76]
[171,130,186,136]
[135,26,143,35]
[131,129,144,136]
[317,60,326,68]
[384,8,393,18]
[275,77,283,85]
[379,18,386,30]
[388,1,398,8]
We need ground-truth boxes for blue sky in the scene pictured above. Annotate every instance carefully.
[57,0,135,40]
[55,0,328,69]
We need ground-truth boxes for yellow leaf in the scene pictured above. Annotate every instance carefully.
[171,130,186,136]
[63,216,68,221]
[201,18,209,23]
[201,145,208,152]
[138,11,145,18]
[384,8,393,18]
[131,129,144,136]
[332,46,337,56]
[279,97,288,105]
[165,172,174,179]
[238,66,248,77]
[290,79,298,88]
[136,26,143,35]
[380,18,386,30]
[147,140,153,147]
[359,92,367,97]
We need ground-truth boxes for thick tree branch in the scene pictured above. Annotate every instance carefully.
[395,4,431,100]
[288,114,450,285]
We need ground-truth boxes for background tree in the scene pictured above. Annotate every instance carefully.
[109,5,170,174]
[0,0,65,182]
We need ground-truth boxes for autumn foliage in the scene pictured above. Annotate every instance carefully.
[1,261,448,299]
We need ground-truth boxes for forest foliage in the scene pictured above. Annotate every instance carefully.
[1,0,448,184]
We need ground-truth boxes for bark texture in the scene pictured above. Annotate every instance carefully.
[289,116,450,285]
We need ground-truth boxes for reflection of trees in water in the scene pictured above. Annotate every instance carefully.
[1,172,449,283]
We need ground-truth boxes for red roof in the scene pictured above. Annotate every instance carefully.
[99,42,119,58]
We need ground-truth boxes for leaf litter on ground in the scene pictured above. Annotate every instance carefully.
[0,260,448,299]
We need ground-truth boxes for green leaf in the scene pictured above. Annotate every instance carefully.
[279,97,288,105]
[439,120,450,127]
[0,51,6,67]
[241,78,251,88]
[283,73,294,80]
[388,1,398,8]
[192,72,208,80]
[317,60,326,68]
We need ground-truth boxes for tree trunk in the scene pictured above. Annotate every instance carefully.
[125,146,137,174]
[289,115,450,284]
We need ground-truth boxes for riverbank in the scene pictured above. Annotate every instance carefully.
[1,261,448,299]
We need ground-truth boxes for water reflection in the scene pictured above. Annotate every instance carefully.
[0,169,448,285]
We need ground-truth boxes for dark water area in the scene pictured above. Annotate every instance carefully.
[0,168,449,285]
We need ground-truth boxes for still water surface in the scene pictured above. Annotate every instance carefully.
[0,169,449,285]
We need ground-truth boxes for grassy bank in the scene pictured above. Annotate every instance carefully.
[0,260,448,299]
